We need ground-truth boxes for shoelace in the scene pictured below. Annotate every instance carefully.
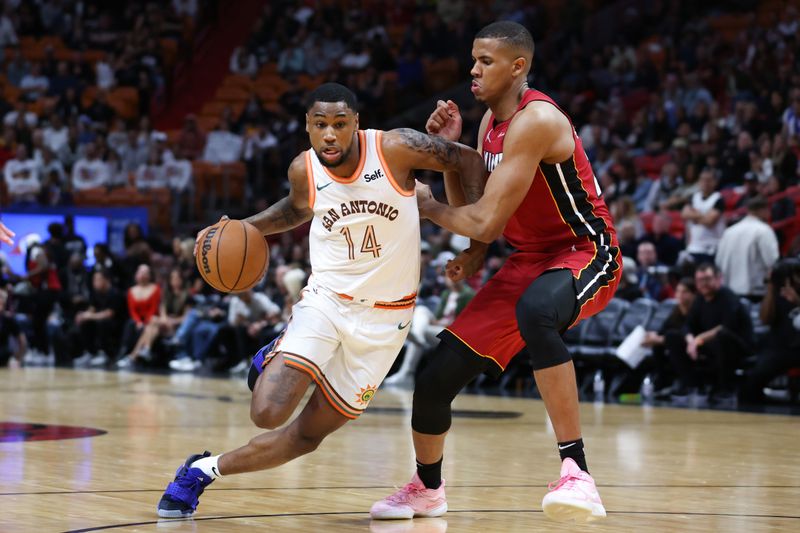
[547,473,580,492]
[387,482,426,503]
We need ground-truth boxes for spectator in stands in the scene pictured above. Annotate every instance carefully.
[61,252,91,323]
[4,144,40,203]
[71,269,126,367]
[135,149,167,190]
[617,219,639,259]
[0,6,18,48]
[85,90,115,126]
[636,241,671,301]
[227,289,280,374]
[43,114,69,156]
[95,52,116,90]
[172,0,199,20]
[682,169,725,265]
[743,258,800,401]
[385,275,475,386]
[721,131,754,189]
[48,61,80,101]
[118,263,161,368]
[91,243,123,288]
[641,212,683,267]
[3,102,37,128]
[126,268,191,364]
[643,161,682,212]
[771,133,798,185]
[25,239,62,362]
[5,49,28,87]
[168,291,228,372]
[175,114,205,160]
[716,196,780,299]
[230,46,258,77]
[0,287,26,368]
[243,123,278,196]
[63,216,86,259]
[54,87,83,121]
[277,37,305,76]
[674,264,752,403]
[762,175,797,223]
[71,142,110,191]
[641,278,697,398]
[616,256,644,302]
[19,63,50,102]
[610,196,644,238]
[782,89,800,140]
[202,119,243,164]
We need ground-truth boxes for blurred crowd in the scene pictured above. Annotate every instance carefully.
[2,0,800,406]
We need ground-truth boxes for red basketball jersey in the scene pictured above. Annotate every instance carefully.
[482,89,617,253]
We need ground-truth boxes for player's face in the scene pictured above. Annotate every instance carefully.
[306,102,359,168]
[469,38,526,102]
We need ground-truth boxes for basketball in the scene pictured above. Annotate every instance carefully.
[196,219,269,293]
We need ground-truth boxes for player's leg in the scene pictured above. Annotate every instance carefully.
[515,268,606,522]
[157,383,348,518]
[249,351,313,429]
[157,351,315,518]
[220,384,350,475]
[370,340,489,519]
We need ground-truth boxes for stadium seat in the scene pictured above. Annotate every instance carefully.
[577,298,630,357]
[610,298,657,345]
[646,299,677,332]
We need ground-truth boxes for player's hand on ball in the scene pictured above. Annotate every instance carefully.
[194,216,230,258]
[425,100,462,142]
[446,244,487,282]
[415,180,435,218]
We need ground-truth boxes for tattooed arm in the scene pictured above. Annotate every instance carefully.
[245,154,314,236]
[380,128,487,203]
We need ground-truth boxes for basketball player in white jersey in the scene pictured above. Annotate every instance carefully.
[157,83,486,518]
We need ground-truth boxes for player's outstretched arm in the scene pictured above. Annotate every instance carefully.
[0,221,14,245]
[381,128,487,203]
[417,105,562,243]
[245,154,314,236]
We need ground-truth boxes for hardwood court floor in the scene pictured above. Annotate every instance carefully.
[1,368,799,532]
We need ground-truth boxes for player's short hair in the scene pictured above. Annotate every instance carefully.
[475,21,535,57]
[305,83,358,112]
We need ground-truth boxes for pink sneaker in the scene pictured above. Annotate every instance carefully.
[541,458,606,522]
[370,473,448,519]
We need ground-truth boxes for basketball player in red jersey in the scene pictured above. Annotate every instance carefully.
[0,221,14,245]
[372,21,619,523]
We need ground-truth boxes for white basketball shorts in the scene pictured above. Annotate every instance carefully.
[266,285,414,419]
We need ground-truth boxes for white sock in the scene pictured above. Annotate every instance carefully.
[191,455,223,478]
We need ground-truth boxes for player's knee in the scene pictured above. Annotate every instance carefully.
[250,404,291,430]
[291,429,326,455]
[515,296,558,335]
[413,362,454,406]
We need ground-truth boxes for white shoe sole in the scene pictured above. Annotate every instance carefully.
[370,502,447,520]
[542,498,606,522]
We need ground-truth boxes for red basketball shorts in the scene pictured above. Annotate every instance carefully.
[441,245,620,374]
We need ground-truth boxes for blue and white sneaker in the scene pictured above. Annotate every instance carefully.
[157,451,215,518]
[247,333,284,391]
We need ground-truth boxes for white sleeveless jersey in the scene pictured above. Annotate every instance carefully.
[305,129,420,304]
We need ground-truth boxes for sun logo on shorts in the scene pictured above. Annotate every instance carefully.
[355,385,377,406]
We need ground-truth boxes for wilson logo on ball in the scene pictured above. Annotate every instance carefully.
[201,226,218,274]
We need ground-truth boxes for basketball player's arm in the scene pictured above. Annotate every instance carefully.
[382,128,486,196]
[418,107,560,243]
[244,155,313,236]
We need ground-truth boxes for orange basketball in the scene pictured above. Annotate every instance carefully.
[196,219,269,293]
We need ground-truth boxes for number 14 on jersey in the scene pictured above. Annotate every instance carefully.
[340,225,382,260]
